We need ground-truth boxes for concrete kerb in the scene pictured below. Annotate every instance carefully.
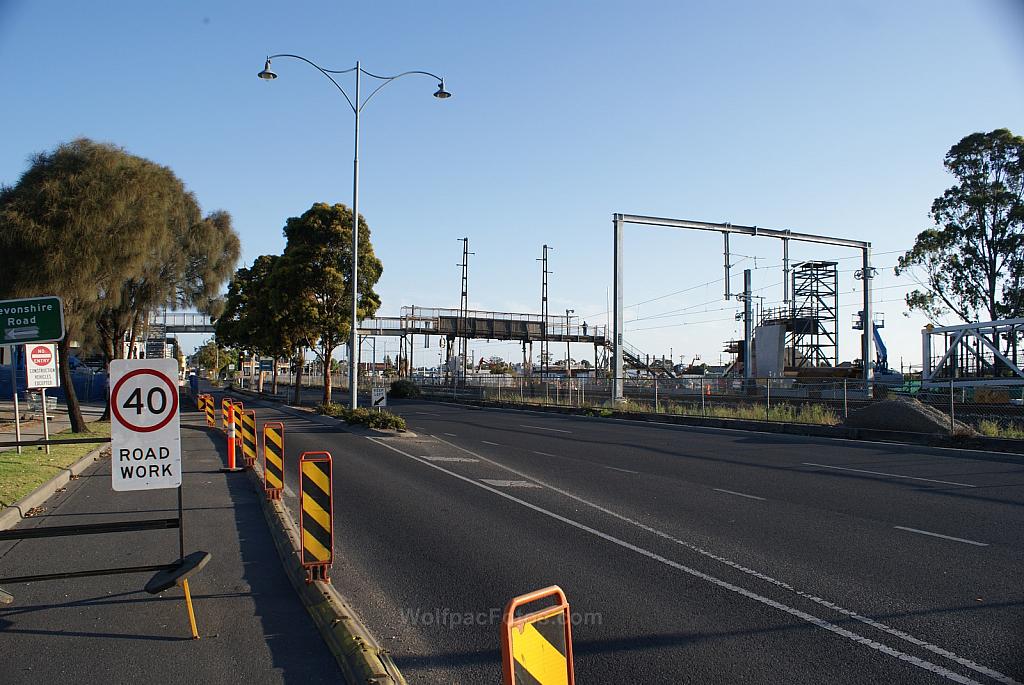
[0,444,108,531]
[221,388,408,683]
[244,450,407,685]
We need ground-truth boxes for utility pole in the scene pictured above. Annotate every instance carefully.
[743,269,753,385]
[538,245,552,377]
[457,238,473,388]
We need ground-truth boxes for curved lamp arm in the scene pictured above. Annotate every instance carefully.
[264,53,357,113]
[262,55,449,112]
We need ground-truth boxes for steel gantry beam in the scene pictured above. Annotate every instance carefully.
[612,213,874,402]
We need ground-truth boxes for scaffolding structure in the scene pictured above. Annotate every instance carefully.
[758,261,838,369]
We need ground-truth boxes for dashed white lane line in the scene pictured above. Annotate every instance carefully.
[425,436,1017,685]
[520,424,572,434]
[443,432,458,437]
[480,479,541,488]
[368,437,999,685]
[606,466,639,474]
[894,526,989,547]
[420,456,479,463]
[532,451,557,457]
[713,488,766,501]
[802,462,976,488]
[481,440,502,446]
[415,411,440,416]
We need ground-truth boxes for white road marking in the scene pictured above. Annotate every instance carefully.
[415,412,440,416]
[427,436,1018,685]
[713,488,766,501]
[420,456,479,463]
[802,462,976,488]
[443,432,458,437]
[606,466,639,474]
[480,479,541,488]
[894,526,989,547]
[370,437,997,685]
[532,450,557,457]
[520,424,572,434]
[481,440,502,446]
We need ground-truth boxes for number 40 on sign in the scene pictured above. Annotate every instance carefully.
[109,359,182,492]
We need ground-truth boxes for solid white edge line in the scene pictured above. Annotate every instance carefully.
[367,436,988,685]
[893,526,989,547]
[426,436,1019,685]
[713,488,767,501]
[802,462,977,488]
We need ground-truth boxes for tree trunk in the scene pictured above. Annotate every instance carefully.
[291,349,303,405]
[58,337,87,432]
[322,347,332,405]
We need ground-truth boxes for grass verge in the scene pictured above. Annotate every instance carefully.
[0,420,110,506]
[316,403,408,430]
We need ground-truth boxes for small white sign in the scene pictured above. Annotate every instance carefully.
[110,359,181,491]
[25,343,59,389]
[372,386,387,408]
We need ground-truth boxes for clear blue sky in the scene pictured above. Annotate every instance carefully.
[2,1,1022,368]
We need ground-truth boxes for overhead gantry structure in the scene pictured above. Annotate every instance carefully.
[611,213,874,402]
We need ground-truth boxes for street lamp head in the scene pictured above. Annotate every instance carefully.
[433,79,451,99]
[257,58,277,80]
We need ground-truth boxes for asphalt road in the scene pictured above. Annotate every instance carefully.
[230,389,1024,684]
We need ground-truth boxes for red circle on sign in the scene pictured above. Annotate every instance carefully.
[110,368,179,433]
[30,346,52,366]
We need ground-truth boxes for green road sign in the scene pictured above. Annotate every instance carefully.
[0,296,65,345]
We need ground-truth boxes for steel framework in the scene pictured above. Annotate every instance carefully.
[921,318,1024,386]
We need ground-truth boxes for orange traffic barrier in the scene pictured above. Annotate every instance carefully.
[501,586,575,685]
[219,401,243,473]
[298,451,333,583]
[263,422,284,500]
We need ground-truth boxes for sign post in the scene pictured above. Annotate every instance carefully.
[109,359,182,491]
[6,346,22,454]
[25,343,59,455]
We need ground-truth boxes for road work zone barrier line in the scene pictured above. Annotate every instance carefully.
[203,395,215,427]
[245,455,405,684]
[220,400,243,473]
[241,409,257,468]
[299,451,333,583]
[263,422,284,500]
[502,586,575,685]
[220,396,231,431]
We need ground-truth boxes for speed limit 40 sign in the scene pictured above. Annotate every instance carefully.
[109,359,181,491]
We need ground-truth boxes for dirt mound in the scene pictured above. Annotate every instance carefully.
[844,396,976,436]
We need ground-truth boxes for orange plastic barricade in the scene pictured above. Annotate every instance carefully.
[263,422,284,500]
[203,395,215,427]
[501,586,575,685]
[298,451,333,583]
[220,397,231,431]
[240,409,257,468]
[219,401,243,473]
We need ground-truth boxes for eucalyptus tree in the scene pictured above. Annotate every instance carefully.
[276,202,382,405]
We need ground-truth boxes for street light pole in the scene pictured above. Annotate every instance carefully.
[565,308,574,376]
[258,55,450,410]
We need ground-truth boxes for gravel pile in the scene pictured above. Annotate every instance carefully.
[844,396,976,436]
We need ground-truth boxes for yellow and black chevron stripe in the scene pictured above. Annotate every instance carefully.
[204,396,215,427]
[300,457,333,565]
[511,611,570,685]
[263,423,284,491]
[241,410,257,463]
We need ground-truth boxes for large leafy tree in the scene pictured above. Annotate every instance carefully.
[0,138,238,431]
[896,128,1024,323]
[276,203,382,404]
